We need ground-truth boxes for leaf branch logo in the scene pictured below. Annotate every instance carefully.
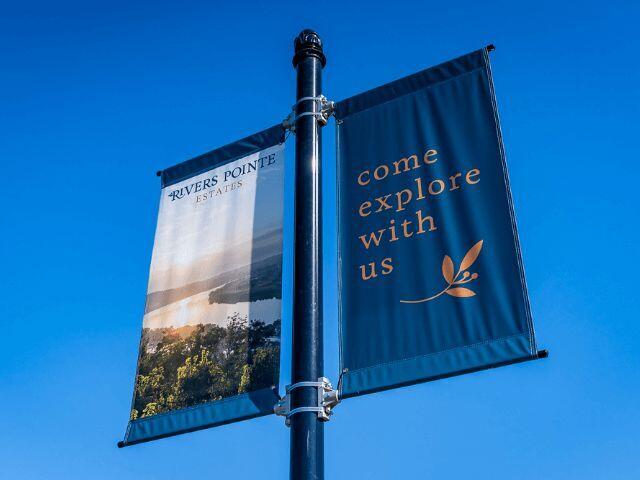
[400,240,483,304]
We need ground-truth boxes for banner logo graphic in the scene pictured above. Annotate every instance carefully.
[400,240,483,303]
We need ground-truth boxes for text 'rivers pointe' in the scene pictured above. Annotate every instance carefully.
[167,152,278,201]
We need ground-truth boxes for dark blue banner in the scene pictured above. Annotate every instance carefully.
[335,49,539,398]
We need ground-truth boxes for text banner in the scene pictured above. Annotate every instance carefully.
[121,125,285,446]
[336,49,538,398]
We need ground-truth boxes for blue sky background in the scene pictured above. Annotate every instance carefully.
[1,1,639,478]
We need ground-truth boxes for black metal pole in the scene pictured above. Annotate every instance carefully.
[290,29,326,480]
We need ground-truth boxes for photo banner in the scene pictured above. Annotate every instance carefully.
[335,49,539,399]
[120,125,285,446]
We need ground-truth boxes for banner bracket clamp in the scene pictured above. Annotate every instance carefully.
[274,377,340,426]
[282,95,335,132]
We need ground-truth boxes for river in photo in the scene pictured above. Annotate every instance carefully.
[143,289,281,329]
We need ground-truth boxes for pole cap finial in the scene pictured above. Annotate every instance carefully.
[293,29,326,68]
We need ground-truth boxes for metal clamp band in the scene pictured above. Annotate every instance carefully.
[286,380,326,393]
[287,406,325,418]
[292,95,325,109]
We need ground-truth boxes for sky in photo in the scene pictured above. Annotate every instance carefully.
[148,144,284,292]
[1,1,639,479]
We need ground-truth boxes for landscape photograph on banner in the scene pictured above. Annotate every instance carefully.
[130,144,284,421]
